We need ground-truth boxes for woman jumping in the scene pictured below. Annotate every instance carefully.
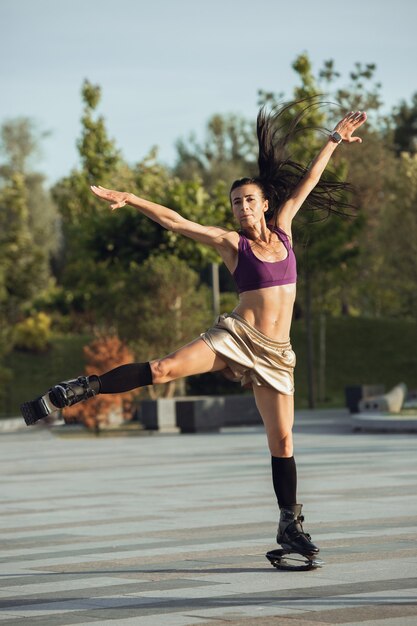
[21,103,367,565]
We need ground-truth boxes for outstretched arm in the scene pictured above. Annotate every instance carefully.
[91,186,186,230]
[278,111,367,230]
[90,186,235,251]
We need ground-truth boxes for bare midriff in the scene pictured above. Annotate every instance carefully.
[233,283,296,342]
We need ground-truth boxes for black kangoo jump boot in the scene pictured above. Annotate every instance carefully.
[266,504,323,571]
[276,504,319,556]
[20,376,100,426]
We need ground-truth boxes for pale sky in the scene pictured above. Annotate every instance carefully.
[1,0,416,183]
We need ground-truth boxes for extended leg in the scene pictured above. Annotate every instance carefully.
[21,338,227,425]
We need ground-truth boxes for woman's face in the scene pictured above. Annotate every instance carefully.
[230,183,269,228]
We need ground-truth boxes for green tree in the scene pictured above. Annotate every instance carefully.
[0,171,50,404]
[332,124,397,318]
[321,62,405,319]
[0,117,57,401]
[0,260,12,406]
[320,60,383,123]
[51,80,138,320]
[174,113,258,191]
[115,255,213,397]
[392,92,417,154]
[52,79,125,227]
[0,173,48,325]
[376,153,417,318]
[0,118,59,266]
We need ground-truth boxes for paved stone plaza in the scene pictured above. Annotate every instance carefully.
[1,409,416,625]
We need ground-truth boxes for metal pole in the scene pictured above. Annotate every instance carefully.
[305,265,315,409]
[211,262,220,318]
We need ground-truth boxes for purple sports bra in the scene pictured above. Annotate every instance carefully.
[233,225,297,294]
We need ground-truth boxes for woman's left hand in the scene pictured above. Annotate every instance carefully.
[333,110,367,144]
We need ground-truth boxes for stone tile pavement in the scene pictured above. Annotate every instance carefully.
[0,409,416,625]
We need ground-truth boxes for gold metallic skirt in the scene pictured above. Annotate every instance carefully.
[200,312,296,395]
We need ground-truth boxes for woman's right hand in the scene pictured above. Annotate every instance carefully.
[90,185,131,211]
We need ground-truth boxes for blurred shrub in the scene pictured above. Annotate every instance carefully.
[219,291,239,314]
[63,334,138,431]
[13,312,52,352]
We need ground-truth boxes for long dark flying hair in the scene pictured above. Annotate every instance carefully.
[230,98,356,226]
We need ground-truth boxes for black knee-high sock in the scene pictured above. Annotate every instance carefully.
[271,456,297,509]
[96,363,153,394]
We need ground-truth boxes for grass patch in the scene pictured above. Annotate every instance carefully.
[1,334,91,417]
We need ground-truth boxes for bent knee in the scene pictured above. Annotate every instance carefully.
[150,359,174,384]
[268,432,293,457]
[151,357,184,384]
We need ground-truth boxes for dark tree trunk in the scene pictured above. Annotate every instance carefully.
[318,311,326,403]
[305,265,315,409]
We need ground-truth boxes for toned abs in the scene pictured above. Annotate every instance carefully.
[234,284,296,342]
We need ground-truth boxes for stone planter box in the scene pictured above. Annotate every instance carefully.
[138,394,261,433]
[139,398,179,433]
[221,395,261,427]
[175,396,224,433]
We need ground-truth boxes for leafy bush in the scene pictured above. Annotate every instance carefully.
[63,334,138,431]
[13,312,52,352]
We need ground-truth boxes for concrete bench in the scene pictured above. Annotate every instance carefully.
[359,383,408,414]
[345,385,385,413]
